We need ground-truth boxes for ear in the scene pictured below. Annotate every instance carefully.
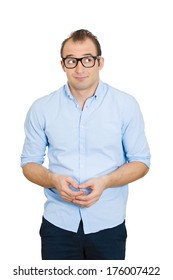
[98,57,104,70]
[61,60,66,72]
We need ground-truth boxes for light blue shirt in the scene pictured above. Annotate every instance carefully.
[21,81,150,234]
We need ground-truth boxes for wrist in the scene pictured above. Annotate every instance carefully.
[47,171,59,188]
[101,174,111,190]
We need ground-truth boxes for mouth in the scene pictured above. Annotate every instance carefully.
[75,76,87,81]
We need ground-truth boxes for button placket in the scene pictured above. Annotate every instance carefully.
[79,113,86,184]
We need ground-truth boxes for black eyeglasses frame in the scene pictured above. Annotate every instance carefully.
[61,55,101,69]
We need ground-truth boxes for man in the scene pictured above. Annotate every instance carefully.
[21,29,151,260]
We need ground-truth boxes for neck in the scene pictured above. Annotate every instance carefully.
[72,90,93,109]
[68,83,99,109]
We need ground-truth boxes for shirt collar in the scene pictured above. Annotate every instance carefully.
[64,83,74,100]
[64,80,104,101]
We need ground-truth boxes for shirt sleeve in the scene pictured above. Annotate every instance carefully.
[122,97,151,168]
[20,100,48,167]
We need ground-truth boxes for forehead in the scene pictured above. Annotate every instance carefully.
[62,38,97,57]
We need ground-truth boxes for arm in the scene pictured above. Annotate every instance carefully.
[21,102,85,203]
[104,161,149,188]
[22,163,84,202]
[73,161,149,207]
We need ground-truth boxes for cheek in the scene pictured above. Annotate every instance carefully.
[90,69,99,79]
[63,66,68,73]
[66,72,75,83]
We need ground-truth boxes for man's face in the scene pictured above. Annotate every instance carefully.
[61,38,104,92]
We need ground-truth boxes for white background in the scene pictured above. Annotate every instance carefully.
[0,0,173,278]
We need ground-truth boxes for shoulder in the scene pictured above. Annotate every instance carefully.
[102,81,139,108]
[25,86,65,123]
[31,86,64,109]
[26,86,66,117]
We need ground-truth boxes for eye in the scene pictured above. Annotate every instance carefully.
[66,58,76,65]
[83,57,93,63]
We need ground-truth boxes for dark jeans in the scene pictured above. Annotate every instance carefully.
[40,217,127,260]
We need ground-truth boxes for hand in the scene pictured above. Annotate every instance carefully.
[72,176,108,208]
[51,174,85,203]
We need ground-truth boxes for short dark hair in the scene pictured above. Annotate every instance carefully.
[60,29,102,57]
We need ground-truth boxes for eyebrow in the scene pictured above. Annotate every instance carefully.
[64,53,94,58]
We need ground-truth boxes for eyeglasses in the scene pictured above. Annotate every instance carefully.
[62,55,100,69]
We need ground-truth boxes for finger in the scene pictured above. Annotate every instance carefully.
[66,177,79,189]
[63,187,85,199]
[79,180,92,189]
[73,197,96,208]
[74,192,95,202]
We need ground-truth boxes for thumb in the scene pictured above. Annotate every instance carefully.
[66,177,79,189]
[79,180,92,189]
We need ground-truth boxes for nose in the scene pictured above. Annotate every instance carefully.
[75,61,85,73]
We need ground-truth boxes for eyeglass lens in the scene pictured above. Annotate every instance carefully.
[64,56,96,68]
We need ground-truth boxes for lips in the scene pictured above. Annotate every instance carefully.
[75,76,87,81]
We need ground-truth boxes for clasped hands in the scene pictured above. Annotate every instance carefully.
[54,175,108,208]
